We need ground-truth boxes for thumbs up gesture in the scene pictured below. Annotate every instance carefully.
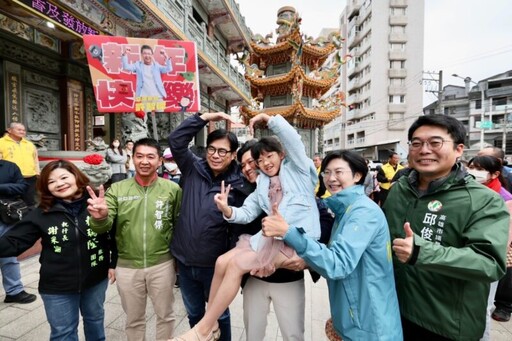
[262,203,289,238]
[392,222,415,263]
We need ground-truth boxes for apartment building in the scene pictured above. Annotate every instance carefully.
[424,70,512,158]
[323,0,424,161]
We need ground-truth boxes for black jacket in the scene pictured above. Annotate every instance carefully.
[169,115,245,267]
[0,160,27,200]
[0,196,116,294]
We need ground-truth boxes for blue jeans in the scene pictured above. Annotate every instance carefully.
[40,279,108,341]
[177,260,231,341]
[0,222,23,295]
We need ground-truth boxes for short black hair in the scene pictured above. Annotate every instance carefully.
[321,150,368,185]
[251,136,284,161]
[408,115,466,145]
[134,138,161,156]
[389,152,399,159]
[206,129,238,153]
[140,45,153,54]
[237,139,257,162]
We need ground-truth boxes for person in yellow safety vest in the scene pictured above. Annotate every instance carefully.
[0,123,40,207]
[376,152,403,206]
[313,154,331,198]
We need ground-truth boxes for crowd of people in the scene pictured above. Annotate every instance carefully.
[0,114,511,341]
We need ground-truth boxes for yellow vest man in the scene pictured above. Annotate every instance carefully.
[376,152,403,206]
[0,123,40,206]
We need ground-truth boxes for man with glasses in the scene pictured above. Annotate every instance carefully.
[382,114,509,340]
[168,112,245,341]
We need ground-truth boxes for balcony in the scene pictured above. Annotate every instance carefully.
[388,69,407,78]
[348,30,363,49]
[388,103,407,112]
[347,0,363,20]
[346,109,360,120]
[389,15,408,26]
[389,32,407,43]
[347,93,361,105]
[492,104,511,113]
[388,85,407,95]
[388,120,406,130]
[348,78,362,91]
[487,85,512,97]
[389,50,407,60]
[149,0,251,99]
[390,0,408,7]
[221,0,253,42]
[347,62,363,77]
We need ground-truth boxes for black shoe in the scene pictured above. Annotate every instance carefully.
[492,308,511,322]
[174,276,180,288]
[4,290,37,304]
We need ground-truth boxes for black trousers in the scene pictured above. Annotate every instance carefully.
[402,317,454,341]
[495,267,512,313]
[22,176,37,207]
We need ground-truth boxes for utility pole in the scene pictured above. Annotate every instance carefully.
[423,70,443,114]
[503,106,509,153]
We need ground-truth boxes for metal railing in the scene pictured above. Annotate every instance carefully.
[150,0,251,99]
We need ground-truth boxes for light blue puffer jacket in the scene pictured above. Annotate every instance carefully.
[285,185,402,341]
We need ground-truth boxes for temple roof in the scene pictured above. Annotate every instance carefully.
[239,102,340,129]
[246,64,337,99]
[249,34,336,70]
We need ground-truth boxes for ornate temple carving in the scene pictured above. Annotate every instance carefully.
[239,6,346,131]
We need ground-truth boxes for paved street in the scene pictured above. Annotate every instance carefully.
[1,255,512,340]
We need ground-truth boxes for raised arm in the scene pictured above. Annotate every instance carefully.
[121,53,136,72]
[267,114,313,174]
[168,112,235,175]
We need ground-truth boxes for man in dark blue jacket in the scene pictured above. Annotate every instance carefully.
[168,112,245,341]
[0,159,36,304]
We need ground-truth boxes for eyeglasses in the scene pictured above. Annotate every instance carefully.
[206,146,231,157]
[408,137,453,151]
[321,169,351,178]
[241,158,256,169]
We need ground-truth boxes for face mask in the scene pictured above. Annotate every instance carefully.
[467,169,490,184]
[112,142,120,148]
[164,162,177,172]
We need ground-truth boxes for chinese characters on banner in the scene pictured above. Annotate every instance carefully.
[82,36,200,113]
[16,0,98,35]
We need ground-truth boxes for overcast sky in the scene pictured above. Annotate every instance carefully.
[237,0,512,106]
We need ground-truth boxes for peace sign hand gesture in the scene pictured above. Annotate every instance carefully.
[214,180,233,219]
[86,185,109,220]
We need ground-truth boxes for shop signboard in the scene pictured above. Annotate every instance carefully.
[83,35,200,113]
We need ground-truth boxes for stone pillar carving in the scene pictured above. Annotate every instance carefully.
[4,62,22,125]
[66,80,85,151]
[121,113,148,143]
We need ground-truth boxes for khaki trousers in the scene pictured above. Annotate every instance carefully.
[243,277,305,341]
[116,259,176,341]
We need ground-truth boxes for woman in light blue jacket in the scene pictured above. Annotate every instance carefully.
[263,150,402,341]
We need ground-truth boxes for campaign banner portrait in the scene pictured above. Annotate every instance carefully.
[83,36,200,113]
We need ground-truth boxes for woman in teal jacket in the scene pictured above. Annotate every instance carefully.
[262,150,402,341]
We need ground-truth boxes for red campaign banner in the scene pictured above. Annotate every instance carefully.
[83,36,200,113]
